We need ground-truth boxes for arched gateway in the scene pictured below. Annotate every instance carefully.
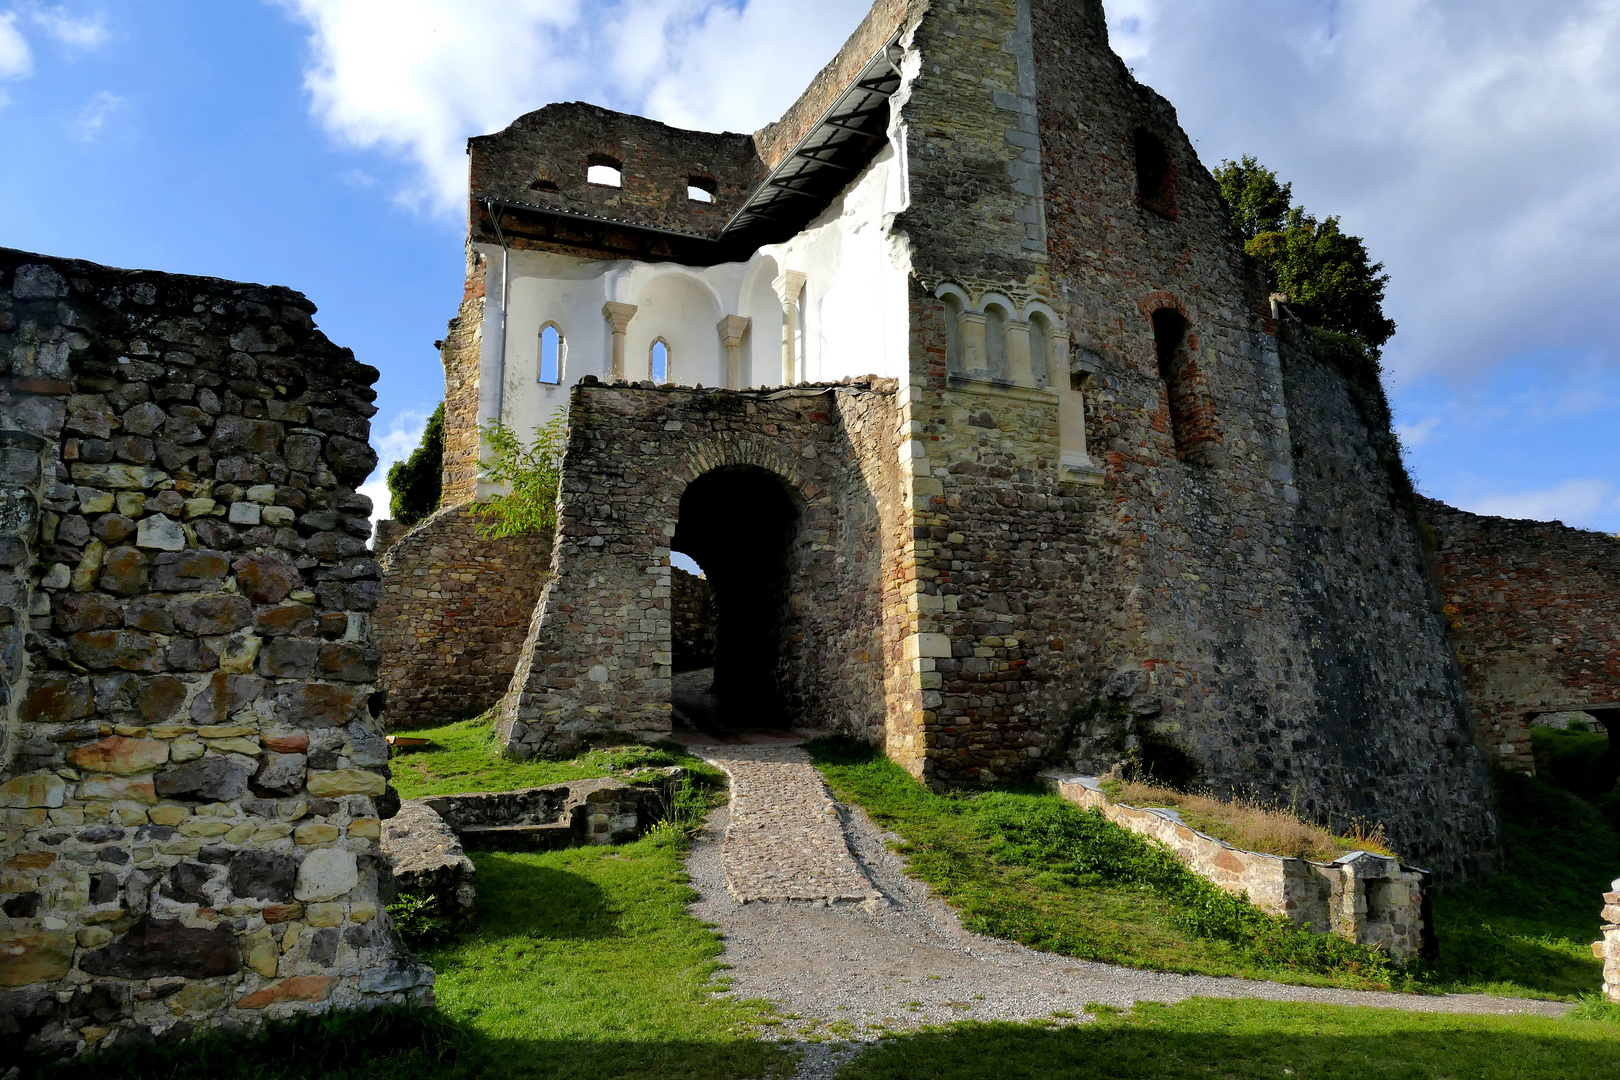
[494,376,907,758]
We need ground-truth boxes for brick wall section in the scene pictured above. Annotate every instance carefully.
[0,248,429,1060]
[374,503,551,729]
[1421,497,1620,771]
[438,243,485,508]
[495,377,902,756]
[670,568,715,671]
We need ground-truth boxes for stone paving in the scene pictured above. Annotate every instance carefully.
[691,745,881,906]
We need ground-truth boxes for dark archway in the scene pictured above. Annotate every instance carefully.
[671,465,799,731]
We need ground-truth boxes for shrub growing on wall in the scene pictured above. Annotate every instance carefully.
[387,402,444,526]
[476,409,568,538]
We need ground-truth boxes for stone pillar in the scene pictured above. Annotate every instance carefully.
[716,315,749,390]
[1005,320,1034,386]
[1600,881,1620,1001]
[602,301,637,381]
[959,310,987,376]
[773,270,806,386]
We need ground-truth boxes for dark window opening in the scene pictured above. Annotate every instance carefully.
[687,176,716,203]
[531,167,559,193]
[1152,308,1215,465]
[1135,128,1176,219]
[671,466,799,731]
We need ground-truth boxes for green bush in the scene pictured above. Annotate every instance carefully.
[476,411,568,539]
[386,402,444,526]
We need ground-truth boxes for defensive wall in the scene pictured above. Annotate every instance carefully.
[0,249,428,1061]
[1421,498,1620,772]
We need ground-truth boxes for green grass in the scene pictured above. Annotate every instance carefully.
[834,997,1620,1080]
[390,716,726,800]
[806,738,1403,990]
[1427,769,1619,998]
[48,831,792,1080]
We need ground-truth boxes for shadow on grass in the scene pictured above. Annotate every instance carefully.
[834,1010,1620,1080]
[32,1006,787,1080]
[453,854,617,942]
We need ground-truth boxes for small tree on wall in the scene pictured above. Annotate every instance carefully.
[1215,155,1397,352]
[476,409,569,539]
[386,402,444,527]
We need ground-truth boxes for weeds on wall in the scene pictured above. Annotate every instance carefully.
[475,409,568,539]
[387,892,456,949]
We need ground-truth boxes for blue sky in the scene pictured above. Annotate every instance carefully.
[2,0,1616,532]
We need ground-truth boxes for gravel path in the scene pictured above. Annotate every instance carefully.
[683,765,1569,1078]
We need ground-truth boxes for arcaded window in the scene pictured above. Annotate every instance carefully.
[941,292,965,374]
[651,338,670,383]
[1028,310,1052,387]
[587,154,622,188]
[539,323,564,384]
[984,302,1010,381]
[687,177,715,203]
[1152,308,1214,464]
[531,166,559,193]
[1135,128,1176,219]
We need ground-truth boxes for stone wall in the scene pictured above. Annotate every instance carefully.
[1044,773,1432,962]
[374,503,551,729]
[0,248,429,1061]
[1601,882,1620,1002]
[437,243,485,509]
[1421,498,1620,772]
[670,568,715,672]
[495,377,902,757]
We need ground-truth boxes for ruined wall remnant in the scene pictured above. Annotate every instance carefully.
[374,504,551,729]
[0,248,430,1061]
[1422,498,1620,772]
[1602,882,1620,1002]
[495,378,902,756]
[670,567,715,672]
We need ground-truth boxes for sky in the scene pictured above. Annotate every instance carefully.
[1,0,1616,533]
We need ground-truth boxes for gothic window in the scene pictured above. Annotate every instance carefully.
[539,323,564,384]
[651,338,670,383]
[1134,128,1176,219]
[1152,308,1214,464]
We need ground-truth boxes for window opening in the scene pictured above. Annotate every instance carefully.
[984,303,1009,381]
[531,167,559,193]
[1152,308,1213,464]
[687,177,715,203]
[539,324,563,384]
[1134,128,1176,218]
[587,154,622,188]
[651,338,670,383]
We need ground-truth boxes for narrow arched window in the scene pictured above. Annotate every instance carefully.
[587,154,622,187]
[651,338,670,383]
[1028,311,1052,387]
[539,323,564,384]
[941,292,964,375]
[1152,308,1214,464]
[984,303,1010,382]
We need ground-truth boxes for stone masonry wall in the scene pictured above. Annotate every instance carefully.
[1421,497,1620,772]
[1601,883,1620,1002]
[496,377,902,757]
[670,567,715,672]
[0,248,429,1061]
[438,243,485,509]
[375,502,551,729]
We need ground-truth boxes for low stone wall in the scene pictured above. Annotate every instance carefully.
[374,503,551,729]
[380,802,475,931]
[1042,773,1432,961]
[1599,881,1620,1002]
[419,776,663,847]
[671,568,715,671]
[0,248,430,1061]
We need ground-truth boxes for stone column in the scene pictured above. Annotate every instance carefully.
[1060,369,1104,486]
[773,270,806,386]
[1005,320,1034,386]
[959,310,987,376]
[602,301,638,381]
[716,315,750,390]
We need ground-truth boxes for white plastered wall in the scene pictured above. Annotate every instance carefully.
[474,140,914,456]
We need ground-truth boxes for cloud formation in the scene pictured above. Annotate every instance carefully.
[0,4,109,106]
[274,0,869,215]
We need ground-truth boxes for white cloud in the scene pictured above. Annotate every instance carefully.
[1395,415,1441,448]
[1459,479,1620,526]
[0,14,33,81]
[273,0,870,216]
[358,405,435,526]
[25,4,108,48]
[1108,1,1620,389]
[69,88,123,141]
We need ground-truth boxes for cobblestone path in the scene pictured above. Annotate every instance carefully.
[691,745,881,905]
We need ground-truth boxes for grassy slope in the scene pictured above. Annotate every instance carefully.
[807,739,1402,990]
[390,717,725,799]
[836,998,1620,1080]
